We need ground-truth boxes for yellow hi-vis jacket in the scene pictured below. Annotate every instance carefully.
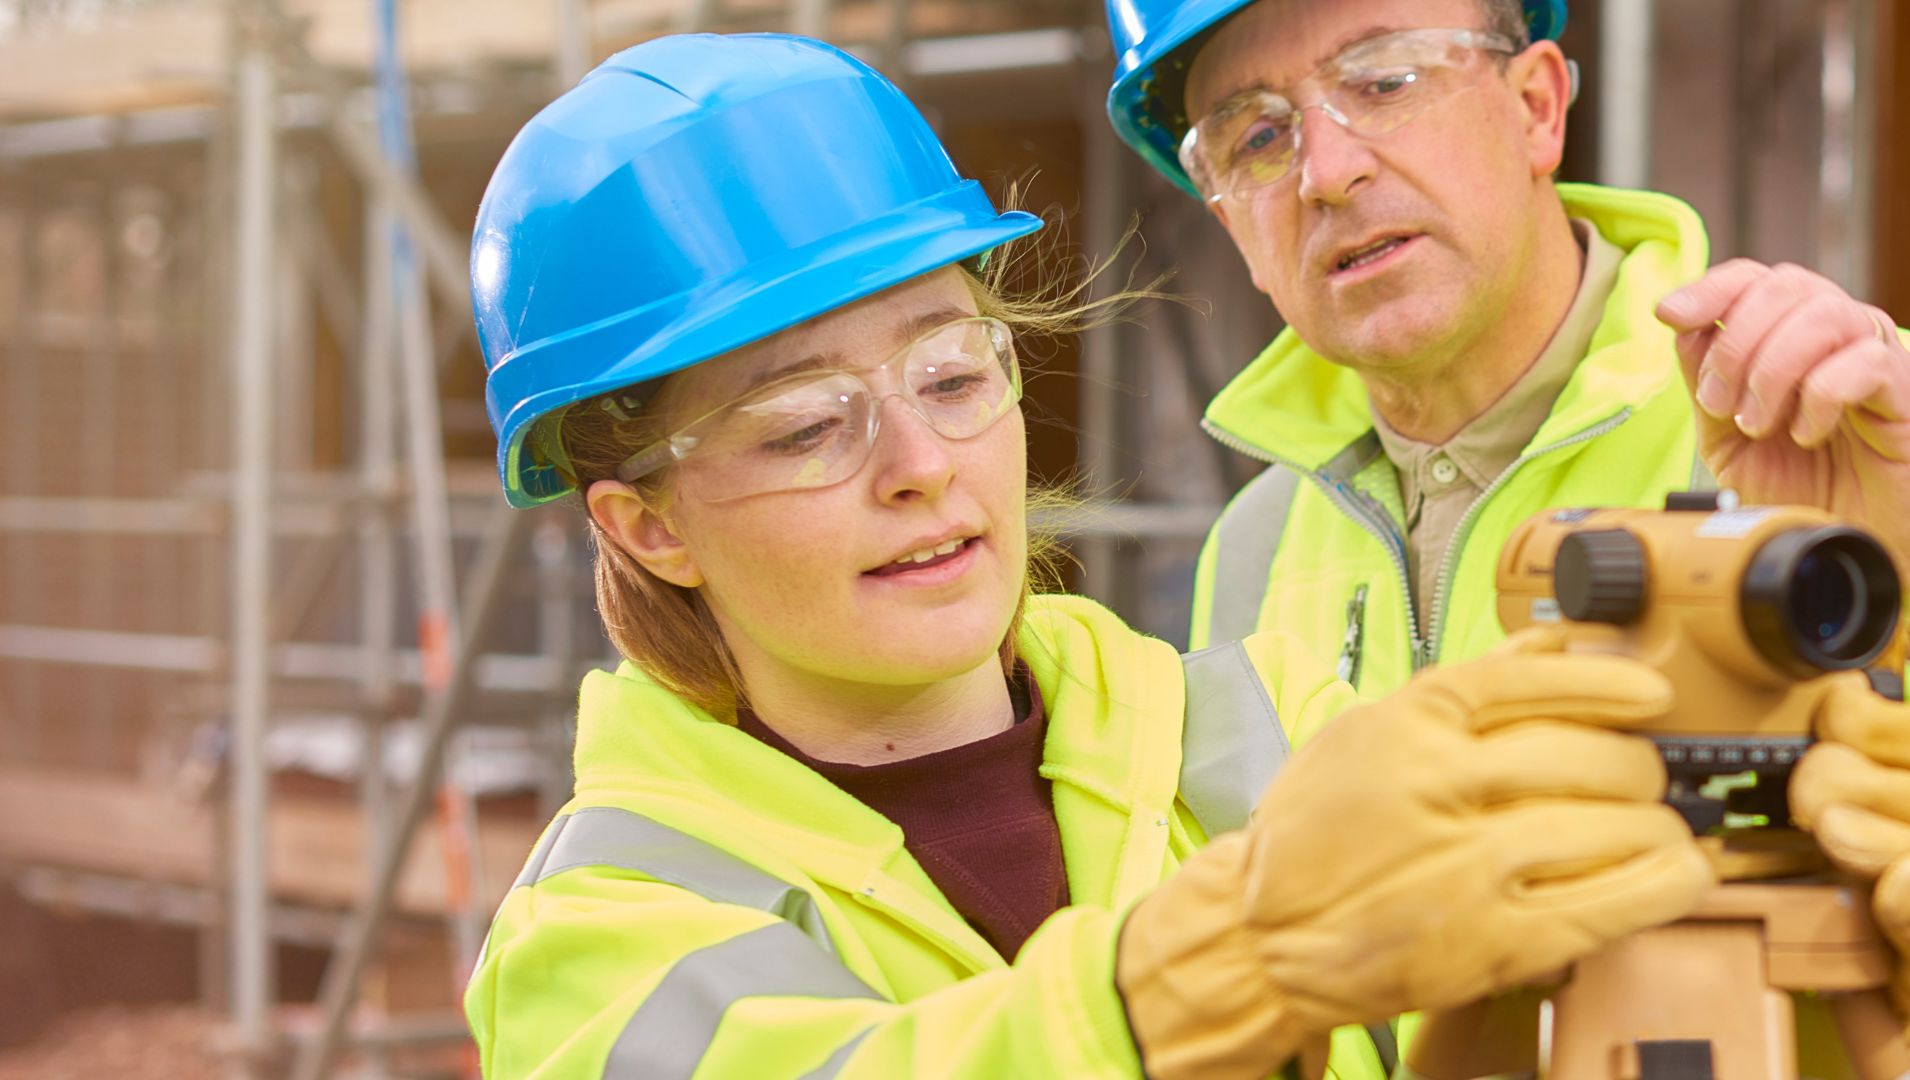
[464,594,1357,1079]
[1191,184,1710,696]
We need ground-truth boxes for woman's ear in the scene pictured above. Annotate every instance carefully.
[587,479,704,588]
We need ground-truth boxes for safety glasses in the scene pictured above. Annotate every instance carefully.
[1178,28,1518,203]
[616,316,1021,502]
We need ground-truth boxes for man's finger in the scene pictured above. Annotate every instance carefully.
[1738,291,1878,438]
[1793,741,1910,840]
[1815,674,1910,768]
[1656,258,1773,332]
[1461,719,1668,807]
[1694,266,1825,424]
[1790,340,1897,447]
[1810,803,1910,879]
[1490,802,1714,964]
[1874,855,1910,958]
[1488,624,1569,657]
[1416,653,1674,735]
[1674,327,1713,393]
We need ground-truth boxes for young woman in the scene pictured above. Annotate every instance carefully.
[463,33,1711,1080]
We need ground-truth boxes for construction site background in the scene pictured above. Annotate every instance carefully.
[1,0,1907,1076]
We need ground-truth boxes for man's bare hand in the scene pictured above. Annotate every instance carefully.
[1657,259,1910,563]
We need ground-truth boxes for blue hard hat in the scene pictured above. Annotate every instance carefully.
[1106,0,1569,196]
[473,33,1043,507]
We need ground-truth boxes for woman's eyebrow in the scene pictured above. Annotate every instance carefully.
[744,352,836,394]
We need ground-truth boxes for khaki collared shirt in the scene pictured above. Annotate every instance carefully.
[1374,219,1624,635]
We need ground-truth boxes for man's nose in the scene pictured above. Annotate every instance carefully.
[1293,105,1378,207]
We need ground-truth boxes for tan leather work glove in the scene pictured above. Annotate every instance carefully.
[1116,629,1716,1080]
[1791,673,1910,1027]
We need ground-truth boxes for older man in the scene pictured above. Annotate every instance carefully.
[1104,0,1910,1073]
[1106,0,1910,679]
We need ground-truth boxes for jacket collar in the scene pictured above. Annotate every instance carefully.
[569,594,1188,909]
[1204,184,1711,471]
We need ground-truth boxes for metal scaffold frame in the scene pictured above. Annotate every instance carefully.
[227,0,279,1070]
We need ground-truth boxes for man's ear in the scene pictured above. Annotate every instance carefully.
[1510,41,1572,177]
[587,479,704,588]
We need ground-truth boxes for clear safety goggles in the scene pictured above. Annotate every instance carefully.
[1177,28,1518,203]
[616,316,1021,502]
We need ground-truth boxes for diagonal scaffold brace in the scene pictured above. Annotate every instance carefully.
[288,502,534,1080]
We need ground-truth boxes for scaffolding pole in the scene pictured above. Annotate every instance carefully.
[1076,76,1135,605]
[357,143,402,1080]
[226,0,280,1075]
[1599,0,1656,190]
[554,0,590,88]
[290,504,534,1080]
[370,0,489,989]
[1821,0,1878,298]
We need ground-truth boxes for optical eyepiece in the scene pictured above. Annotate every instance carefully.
[1741,526,1900,678]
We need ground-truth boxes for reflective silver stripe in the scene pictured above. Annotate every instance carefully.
[512,809,879,1077]
[602,922,880,1080]
[1206,465,1302,647]
[512,818,568,888]
[517,805,842,957]
[1177,640,1289,836]
[1320,431,1384,483]
[797,1029,874,1080]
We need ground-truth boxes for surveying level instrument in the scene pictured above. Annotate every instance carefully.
[1407,493,1910,1080]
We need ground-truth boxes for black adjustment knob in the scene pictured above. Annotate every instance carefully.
[1555,529,1647,625]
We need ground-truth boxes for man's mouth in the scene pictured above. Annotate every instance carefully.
[1334,235,1414,273]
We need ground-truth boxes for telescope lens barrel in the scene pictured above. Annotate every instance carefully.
[1743,527,1900,677]
[1792,547,1863,654]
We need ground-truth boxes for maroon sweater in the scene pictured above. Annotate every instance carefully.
[736,673,1069,959]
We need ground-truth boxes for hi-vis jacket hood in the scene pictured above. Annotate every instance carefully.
[1190,184,1712,692]
[466,594,1353,1079]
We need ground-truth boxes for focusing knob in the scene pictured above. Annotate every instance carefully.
[1556,529,1647,625]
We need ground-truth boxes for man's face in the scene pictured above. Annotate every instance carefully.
[1185,0,1562,373]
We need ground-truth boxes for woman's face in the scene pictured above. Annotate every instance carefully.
[592,267,1030,692]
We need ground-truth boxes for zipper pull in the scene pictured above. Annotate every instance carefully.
[1336,584,1369,687]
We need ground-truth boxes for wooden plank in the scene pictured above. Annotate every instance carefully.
[0,7,225,121]
[0,764,540,916]
[0,0,1086,124]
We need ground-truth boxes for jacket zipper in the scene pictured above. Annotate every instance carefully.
[1203,418,1424,673]
[1206,407,1633,672]
[1419,408,1633,666]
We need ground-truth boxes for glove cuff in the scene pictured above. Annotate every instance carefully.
[1115,875,1311,1080]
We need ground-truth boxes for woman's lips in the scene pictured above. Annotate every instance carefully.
[862,537,979,583]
